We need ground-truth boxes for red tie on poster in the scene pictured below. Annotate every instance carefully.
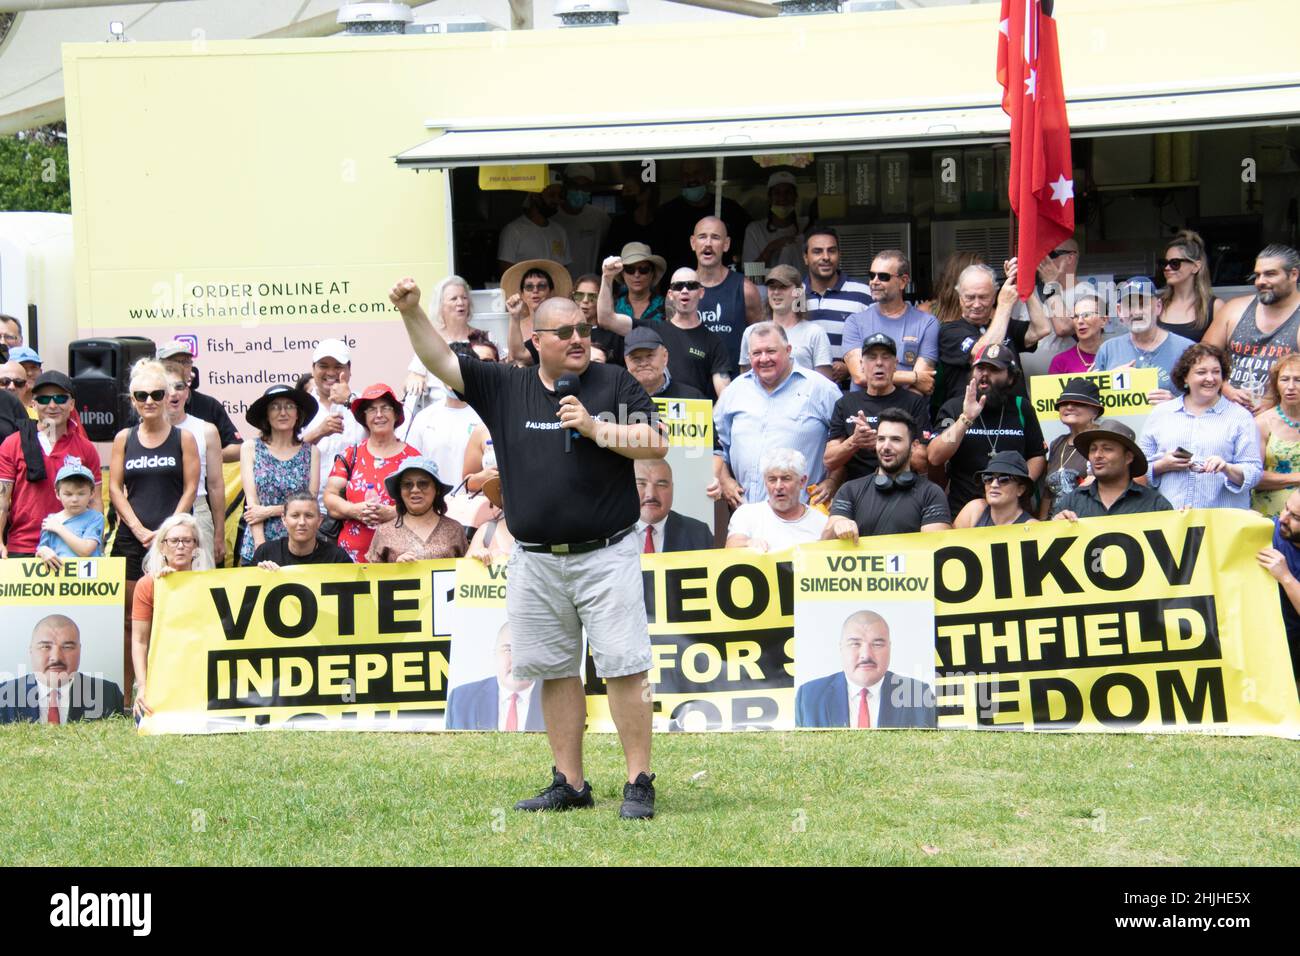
[997,0,1075,300]
[643,525,655,554]
[857,689,870,729]
[505,692,519,732]
[49,690,61,726]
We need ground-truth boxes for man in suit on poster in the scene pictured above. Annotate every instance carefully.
[635,458,713,554]
[0,614,124,723]
[795,610,935,729]
[445,624,545,732]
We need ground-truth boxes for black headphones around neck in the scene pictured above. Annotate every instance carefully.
[873,470,917,494]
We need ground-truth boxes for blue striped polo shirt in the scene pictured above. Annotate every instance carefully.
[803,273,873,361]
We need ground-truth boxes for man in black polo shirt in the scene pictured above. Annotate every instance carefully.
[1051,421,1172,519]
[393,277,666,820]
[623,326,707,401]
[823,409,951,541]
[824,333,931,482]
[929,343,1046,515]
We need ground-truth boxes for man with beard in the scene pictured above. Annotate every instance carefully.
[795,610,936,729]
[635,458,712,553]
[497,180,572,275]
[1094,277,1194,404]
[1256,488,1300,684]
[725,448,827,551]
[936,260,1051,404]
[842,251,939,396]
[1205,244,1300,409]
[823,408,950,542]
[929,344,1046,514]
[1050,420,1171,520]
[824,333,931,482]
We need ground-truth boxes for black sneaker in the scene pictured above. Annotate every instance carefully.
[619,772,656,820]
[514,767,594,812]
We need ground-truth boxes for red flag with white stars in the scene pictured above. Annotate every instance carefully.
[998,0,1075,300]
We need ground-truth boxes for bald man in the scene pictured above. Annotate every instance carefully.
[692,216,764,370]
[794,610,935,728]
[0,614,125,723]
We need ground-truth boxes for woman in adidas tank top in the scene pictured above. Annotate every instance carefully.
[109,359,199,703]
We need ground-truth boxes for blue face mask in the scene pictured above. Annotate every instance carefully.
[682,184,708,203]
[566,190,591,208]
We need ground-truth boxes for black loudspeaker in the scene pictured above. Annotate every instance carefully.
[68,337,157,441]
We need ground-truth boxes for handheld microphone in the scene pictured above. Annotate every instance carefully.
[555,374,581,453]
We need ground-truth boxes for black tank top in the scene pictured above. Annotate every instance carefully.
[976,507,1032,527]
[697,270,749,370]
[1227,297,1300,395]
[123,425,186,531]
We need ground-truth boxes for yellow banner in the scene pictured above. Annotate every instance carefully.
[140,512,1300,737]
[478,164,549,192]
[1030,367,1158,423]
[140,560,457,733]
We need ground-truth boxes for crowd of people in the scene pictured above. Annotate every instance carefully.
[2,221,1300,718]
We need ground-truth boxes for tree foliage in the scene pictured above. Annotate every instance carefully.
[0,134,71,214]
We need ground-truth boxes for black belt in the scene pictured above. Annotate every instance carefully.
[517,526,636,555]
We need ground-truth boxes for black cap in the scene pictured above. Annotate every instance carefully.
[861,332,897,355]
[973,343,1015,370]
[1055,377,1103,409]
[624,326,665,353]
[978,450,1030,480]
[32,370,75,398]
[245,384,319,435]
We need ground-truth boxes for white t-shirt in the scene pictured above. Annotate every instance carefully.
[727,501,827,551]
[740,321,832,372]
[304,400,367,508]
[405,401,483,489]
[175,414,209,496]
[742,218,806,270]
[497,215,571,266]
[552,204,610,278]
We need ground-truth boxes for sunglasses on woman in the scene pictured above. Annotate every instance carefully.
[535,323,593,340]
[668,281,702,292]
[981,474,1019,486]
[34,393,71,405]
[571,292,598,303]
[1158,258,1190,271]
[623,264,654,276]
[133,389,166,403]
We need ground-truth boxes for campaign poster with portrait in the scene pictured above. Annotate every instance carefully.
[445,558,550,733]
[652,397,716,537]
[0,558,128,725]
[792,542,936,730]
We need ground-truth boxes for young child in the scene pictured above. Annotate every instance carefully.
[35,457,104,569]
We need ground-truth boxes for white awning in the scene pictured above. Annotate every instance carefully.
[395,80,1300,169]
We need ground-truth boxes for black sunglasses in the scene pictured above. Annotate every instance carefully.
[34,393,71,406]
[1158,258,1190,271]
[133,389,166,402]
[669,281,702,292]
[867,271,903,282]
[623,264,654,276]
[981,474,1020,486]
[535,322,593,341]
[0,376,27,388]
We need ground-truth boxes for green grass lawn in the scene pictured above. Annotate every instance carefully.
[2,720,1295,866]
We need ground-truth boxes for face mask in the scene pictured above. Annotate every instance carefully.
[682,185,708,203]
[769,204,795,219]
[566,190,591,208]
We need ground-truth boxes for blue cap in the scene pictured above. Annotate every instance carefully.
[1117,276,1157,300]
[55,456,94,485]
[383,455,452,503]
[10,346,41,366]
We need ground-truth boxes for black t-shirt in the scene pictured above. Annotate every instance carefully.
[936,318,1034,405]
[641,319,731,401]
[457,355,658,545]
[827,388,932,480]
[651,377,708,401]
[935,395,1046,513]
[829,473,951,536]
[251,537,354,566]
